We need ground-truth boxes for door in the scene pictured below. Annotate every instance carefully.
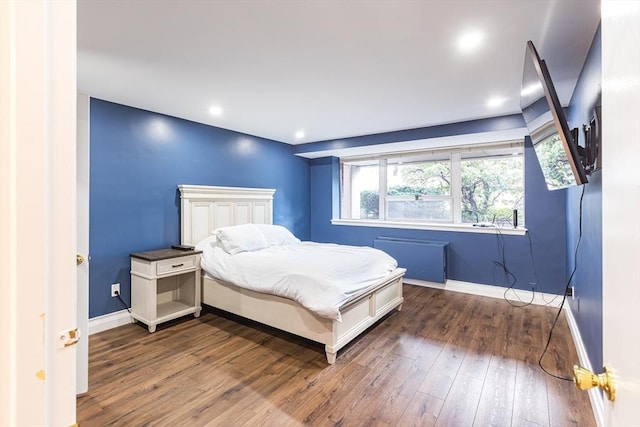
[77,93,90,394]
[601,0,640,424]
[0,0,78,424]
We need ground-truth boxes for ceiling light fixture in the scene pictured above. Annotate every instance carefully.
[209,105,223,116]
[295,130,305,140]
[457,30,484,53]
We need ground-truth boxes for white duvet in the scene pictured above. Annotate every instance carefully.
[196,238,398,321]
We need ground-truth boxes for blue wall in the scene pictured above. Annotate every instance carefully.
[566,25,602,371]
[307,117,568,295]
[89,99,310,318]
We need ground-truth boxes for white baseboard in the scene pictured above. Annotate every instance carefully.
[88,309,133,335]
[404,278,564,308]
[564,304,604,427]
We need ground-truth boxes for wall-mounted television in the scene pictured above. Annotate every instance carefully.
[520,40,588,190]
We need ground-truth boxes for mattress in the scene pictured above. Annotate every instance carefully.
[196,236,398,321]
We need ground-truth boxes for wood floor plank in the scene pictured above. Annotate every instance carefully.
[343,316,402,368]
[417,342,466,399]
[271,362,370,425]
[472,355,518,427]
[322,353,415,425]
[434,374,485,427]
[396,391,444,427]
[547,391,597,427]
[513,346,551,426]
[212,364,300,419]
[77,285,595,427]
[512,416,547,427]
[457,323,496,381]
[388,311,434,359]
[330,351,430,425]
[544,313,596,427]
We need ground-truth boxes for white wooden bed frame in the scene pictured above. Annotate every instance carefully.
[178,184,405,364]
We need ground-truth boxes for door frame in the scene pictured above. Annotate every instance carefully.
[77,93,90,394]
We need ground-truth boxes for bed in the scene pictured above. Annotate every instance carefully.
[178,184,405,364]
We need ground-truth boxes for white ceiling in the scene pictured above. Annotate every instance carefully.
[77,0,601,145]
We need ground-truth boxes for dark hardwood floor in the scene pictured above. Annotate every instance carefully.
[77,285,595,426]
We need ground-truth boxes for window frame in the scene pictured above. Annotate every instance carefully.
[383,156,455,223]
[337,141,526,235]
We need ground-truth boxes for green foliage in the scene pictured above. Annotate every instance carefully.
[393,162,450,196]
[387,185,429,196]
[359,190,379,218]
[535,135,575,189]
[360,186,427,218]
[461,157,523,223]
[358,156,524,224]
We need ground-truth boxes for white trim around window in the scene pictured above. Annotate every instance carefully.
[330,218,527,236]
[339,140,525,232]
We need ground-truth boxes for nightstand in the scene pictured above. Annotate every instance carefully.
[130,248,202,332]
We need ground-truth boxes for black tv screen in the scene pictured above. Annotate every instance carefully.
[520,41,588,190]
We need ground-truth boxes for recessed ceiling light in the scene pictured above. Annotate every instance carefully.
[295,130,305,140]
[487,96,507,108]
[209,105,223,116]
[457,30,484,53]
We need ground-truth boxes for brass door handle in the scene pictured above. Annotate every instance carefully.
[573,365,616,401]
[76,254,84,265]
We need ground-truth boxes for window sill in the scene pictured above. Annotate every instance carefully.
[330,219,527,236]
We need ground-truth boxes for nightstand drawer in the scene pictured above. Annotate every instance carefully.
[156,256,196,275]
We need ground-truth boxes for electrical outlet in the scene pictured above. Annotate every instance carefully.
[111,283,120,297]
[566,286,575,298]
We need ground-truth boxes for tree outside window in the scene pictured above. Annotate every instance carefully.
[460,156,524,224]
[342,143,524,226]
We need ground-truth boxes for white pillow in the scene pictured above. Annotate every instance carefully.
[214,224,269,255]
[254,224,300,246]
[195,235,219,252]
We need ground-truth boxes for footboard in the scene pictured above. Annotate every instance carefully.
[325,268,405,363]
[201,268,405,364]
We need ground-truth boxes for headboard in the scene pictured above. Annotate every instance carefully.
[178,185,276,246]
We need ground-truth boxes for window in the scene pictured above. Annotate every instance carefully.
[386,156,452,222]
[341,160,380,219]
[340,141,524,227]
[460,152,524,224]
